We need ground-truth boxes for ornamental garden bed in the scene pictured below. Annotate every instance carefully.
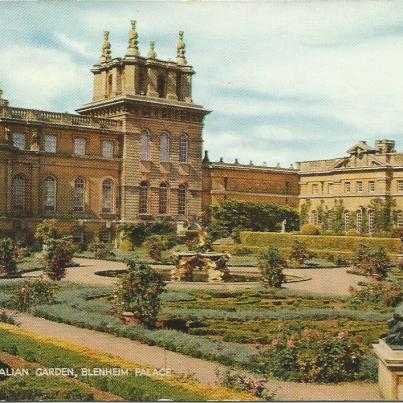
[0,280,395,384]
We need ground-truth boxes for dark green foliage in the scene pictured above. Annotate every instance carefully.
[10,279,56,311]
[120,220,176,247]
[258,246,286,288]
[41,237,76,281]
[88,241,116,260]
[143,235,178,261]
[289,239,313,266]
[34,219,63,243]
[208,200,299,240]
[114,260,166,328]
[0,238,17,275]
[0,376,94,401]
[353,243,391,279]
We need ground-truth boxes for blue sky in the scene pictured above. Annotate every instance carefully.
[1,1,403,167]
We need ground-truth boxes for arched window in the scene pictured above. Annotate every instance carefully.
[12,175,25,211]
[178,184,187,216]
[102,179,113,213]
[44,176,57,211]
[368,210,375,234]
[356,209,363,233]
[74,177,85,212]
[139,181,149,214]
[159,183,168,215]
[141,130,151,161]
[310,210,318,226]
[157,75,166,98]
[179,134,189,163]
[160,131,170,162]
[344,210,350,233]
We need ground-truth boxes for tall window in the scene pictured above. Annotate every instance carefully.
[398,181,403,192]
[141,130,151,161]
[74,177,85,211]
[356,209,363,233]
[312,184,319,194]
[344,210,350,233]
[328,183,333,194]
[44,176,57,211]
[74,138,86,156]
[159,183,168,215]
[12,175,25,211]
[311,210,318,226]
[139,181,149,214]
[356,181,363,192]
[179,134,189,163]
[160,131,170,162]
[102,141,114,158]
[12,133,25,150]
[102,179,113,213]
[344,182,351,193]
[397,211,403,227]
[178,184,187,216]
[44,135,57,153]
[368,210,375,234]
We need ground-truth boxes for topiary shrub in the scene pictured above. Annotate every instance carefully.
[34,219,63,243]
[0,238,17,275]
[10,279,56,311]
[114,259,166,328]
[88,241,116,260]
[258,246,286,288]
[353,243,391,279]
[288,239,314,266]
[254,329,365,383]
[119,238,134,252]
[300,224,319,235]
[41,237,76,281]
[143,235,178,262]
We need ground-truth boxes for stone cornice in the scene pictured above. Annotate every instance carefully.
[205,162,298,174]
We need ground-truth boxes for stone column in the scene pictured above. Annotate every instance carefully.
[167,70,178,101]
[146,67,158,98]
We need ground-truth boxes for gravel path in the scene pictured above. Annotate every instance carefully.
[65,258,364,296]
[14,313,380,401]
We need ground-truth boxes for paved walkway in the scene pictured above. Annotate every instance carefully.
[14,313,380,401]
[64,258,364,296]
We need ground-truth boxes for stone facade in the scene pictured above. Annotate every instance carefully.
[0,22,209,243]
[298,140,403,233]
[202,153,299,209]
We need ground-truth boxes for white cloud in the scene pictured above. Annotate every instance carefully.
[54,32,92,58]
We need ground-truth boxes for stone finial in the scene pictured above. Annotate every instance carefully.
[147,41,157,59]
[126,20,140,56]
[176,31,187,65]
[100,31,112,63]
[0,89,9,107]
[202,150,209,164]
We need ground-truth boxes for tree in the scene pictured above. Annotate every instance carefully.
[114,260,166,328]
[208,200,299,240]
[0,238,17,275]
[258,246,286,288]
[353,242,391,279]
[289,239,313,266]
[34,219,63,243]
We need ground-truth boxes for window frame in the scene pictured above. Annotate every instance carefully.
[178,184,187,216]
[179,134,189,164]
[369,181,376,192]
[12,175,26,211]
[141,130,151,161]
[73,177,85,212]
[139,181,149,215]
[356,181,363,193]
[398,181,403,192]
[159,183,169,215]
[344,181,351,193]
[102,178,113,213]
[74,137,87,156]
[44,135,57,153]
[43,176,57,212]
[102,141,114,158]
[12,133,26,150]
[160,131,170,163]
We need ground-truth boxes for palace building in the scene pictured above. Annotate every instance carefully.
[0,21,209,243]
[202,152,299,209]
[298,140,403,234]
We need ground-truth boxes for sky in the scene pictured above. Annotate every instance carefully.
[1,1,403,167]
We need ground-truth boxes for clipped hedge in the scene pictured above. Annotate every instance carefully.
[240,232,401,253]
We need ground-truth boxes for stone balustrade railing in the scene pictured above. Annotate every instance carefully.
[0,106,122,131]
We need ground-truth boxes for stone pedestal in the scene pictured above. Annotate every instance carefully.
[373,340,403,400]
